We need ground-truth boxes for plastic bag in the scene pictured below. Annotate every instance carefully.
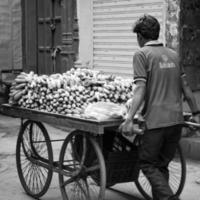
[84,102,126,121]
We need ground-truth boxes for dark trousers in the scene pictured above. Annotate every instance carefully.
[139,125,182,200]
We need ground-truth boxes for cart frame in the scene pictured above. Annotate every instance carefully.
[0,104,187,200]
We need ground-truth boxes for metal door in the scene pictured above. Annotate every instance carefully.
[22,0,78,75]
[37,0,62,74]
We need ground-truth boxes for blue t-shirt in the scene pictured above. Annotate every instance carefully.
[133,41,185,129]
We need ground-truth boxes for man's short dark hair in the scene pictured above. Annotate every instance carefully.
[133,15,160,40]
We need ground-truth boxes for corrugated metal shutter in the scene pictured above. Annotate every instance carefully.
[92,0,166,77]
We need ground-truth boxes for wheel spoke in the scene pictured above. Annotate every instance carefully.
[21,159,32,173]
[75,179,89,198]
[29,165,35,193]
[23,135,31,153]
[84,178,93,200]
[37,166,48,186]
[35,167,44,191]
[61,177,76,187]
[24,163,33,183]
[62,160,80,172]
[33,167,37,194]
[35,167,43,193]
[85,164,100,173]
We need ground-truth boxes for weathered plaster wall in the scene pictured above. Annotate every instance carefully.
[0,0,22,71]
[77,0,93,67]
[165,0,180,51]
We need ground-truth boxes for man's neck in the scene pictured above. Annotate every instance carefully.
[144,40,161,46]
[140,39,151,47]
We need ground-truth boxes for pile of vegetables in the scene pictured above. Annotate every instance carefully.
[9,68,134,117]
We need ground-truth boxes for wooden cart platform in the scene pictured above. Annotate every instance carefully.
[0,104,123,135]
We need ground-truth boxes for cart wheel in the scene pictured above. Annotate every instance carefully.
[135,144,186,200]
[59,130,106,200]
[16,120,53,198]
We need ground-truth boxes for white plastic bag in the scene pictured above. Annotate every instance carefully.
[84,102,126,121]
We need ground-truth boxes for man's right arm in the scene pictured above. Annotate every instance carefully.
[181,75,200,122]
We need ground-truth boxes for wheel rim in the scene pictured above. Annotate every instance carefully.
[136,145,186,200]
[16,121,53,198]
[59,131,106,200]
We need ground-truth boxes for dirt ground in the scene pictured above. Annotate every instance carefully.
[0,114,200,200]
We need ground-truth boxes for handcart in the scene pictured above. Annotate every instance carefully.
[1,104,197,200]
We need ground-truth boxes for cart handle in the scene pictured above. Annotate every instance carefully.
[184,121,200,128]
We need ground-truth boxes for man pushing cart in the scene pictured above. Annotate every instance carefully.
[120,15,200,200]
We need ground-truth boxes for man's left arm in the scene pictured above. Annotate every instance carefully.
[119,50,147,134]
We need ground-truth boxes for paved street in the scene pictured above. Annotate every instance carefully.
[0,114,200,200]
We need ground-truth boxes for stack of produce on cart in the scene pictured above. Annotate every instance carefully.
[8,68,134,118]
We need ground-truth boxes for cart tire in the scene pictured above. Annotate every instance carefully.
[59,130,106,200]
[16,120,53,198]
[135,144,186,200]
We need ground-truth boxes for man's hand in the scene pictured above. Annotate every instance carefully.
[119,80,145,136]
[119,119,143,136]
[119,119,134,136]
[192,114,200,131]
[187,113,200,132]
[193,114,200,124]
[192,114,200,136]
